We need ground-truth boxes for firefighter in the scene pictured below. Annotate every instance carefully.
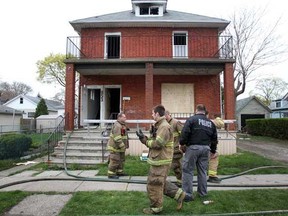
[136,105,186,215]
[207,112,225,183]
[165,110,184,187]
[107,112,129,179]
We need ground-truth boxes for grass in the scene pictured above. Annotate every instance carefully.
[58,189,288,215]
[29,133,51,148]
[0,191,30,214]
[237,134,288,145]
[1,138,288,215]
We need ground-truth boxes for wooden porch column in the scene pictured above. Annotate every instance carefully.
[145,63,154,119]
[65,63,76,131]
[224,63,236,130]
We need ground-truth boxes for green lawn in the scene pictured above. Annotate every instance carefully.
[1,145,288,215]
[59,189,288,215]
[1,190,287,216]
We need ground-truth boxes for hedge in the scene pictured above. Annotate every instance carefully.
[246,118,288,140]
[0,134,32,160]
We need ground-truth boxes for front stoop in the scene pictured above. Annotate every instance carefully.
[49,129,109,166]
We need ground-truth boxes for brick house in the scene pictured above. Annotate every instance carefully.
[64,0,235,130]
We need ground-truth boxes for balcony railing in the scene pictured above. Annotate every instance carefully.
[66,35,233,60]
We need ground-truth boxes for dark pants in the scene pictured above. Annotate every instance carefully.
[182,145,210,198]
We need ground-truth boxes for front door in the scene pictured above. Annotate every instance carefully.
[81,85,121,126]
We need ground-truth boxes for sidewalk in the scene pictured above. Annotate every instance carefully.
[1,162,288,216]
[1,168,288,192]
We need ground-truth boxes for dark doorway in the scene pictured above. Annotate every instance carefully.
[106,35,120,59]
[105,88,120,119]
[241,114,265,131]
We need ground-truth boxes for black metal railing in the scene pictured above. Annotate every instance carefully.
[66,35,233,60]
[47,114,67,162]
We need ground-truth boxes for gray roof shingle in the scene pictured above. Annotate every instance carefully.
[70,10,229,33]
[236,96,272,113]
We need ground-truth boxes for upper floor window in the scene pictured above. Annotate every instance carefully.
[140,6,159,15]
[276,101,281,108]
[135,5,163,16]
[173,31,188,58]
[20,97,23,104]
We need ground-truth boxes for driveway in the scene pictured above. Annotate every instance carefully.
[237,137,288,163]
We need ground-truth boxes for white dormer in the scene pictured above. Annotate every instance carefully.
[131,0,167,17]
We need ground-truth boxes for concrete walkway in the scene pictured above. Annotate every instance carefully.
[1,161,288,216]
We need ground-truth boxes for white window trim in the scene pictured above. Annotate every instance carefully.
[172,31,188,59]
[104,32,121,59]
[135,5,163,17]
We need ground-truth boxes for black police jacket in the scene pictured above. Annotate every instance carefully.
[179,113,218,153]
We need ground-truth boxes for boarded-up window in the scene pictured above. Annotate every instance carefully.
[161,83,194,114]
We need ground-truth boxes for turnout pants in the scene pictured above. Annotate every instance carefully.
[171,149,183,183]
[147,164,184,213]
[107,152,125,176]
[208,151,219,177]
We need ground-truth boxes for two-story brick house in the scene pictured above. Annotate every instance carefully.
[64,0,235,130]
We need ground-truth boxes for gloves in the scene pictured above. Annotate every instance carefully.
[136,129,144,139]
[180,145,187,153]
[136,129,147,144]
[210,152,218,159]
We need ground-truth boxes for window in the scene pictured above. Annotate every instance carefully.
[20,97,23,104]
[28,112,35,118]
[140,6,159,15]
[136,5,162,16]
[90,89,95,100]
[105,33,121,59]
[140,7,149,15]
[173,32,188,58]
[276,101,281,108]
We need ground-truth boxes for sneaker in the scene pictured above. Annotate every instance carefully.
[184,195,194,202]
[142,208,158,215]
[177,191,186,210]
[117,173,128,176]
[207,176,222,183]
[108,175,119,179]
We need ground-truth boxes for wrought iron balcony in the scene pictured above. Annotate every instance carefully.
[66,35,234,60]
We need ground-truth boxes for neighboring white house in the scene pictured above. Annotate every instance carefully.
[269,92,288,118]
[3,95,64,119]
[0,105,23,133]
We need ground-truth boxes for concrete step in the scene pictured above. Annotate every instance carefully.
[55,145,106,151]
[52,151,108,158]
[49,158,107,165]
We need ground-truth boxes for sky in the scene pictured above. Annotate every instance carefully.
[0,0,287,100]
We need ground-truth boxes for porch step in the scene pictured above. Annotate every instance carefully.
[49,129,109,166]
[49,158,107,166]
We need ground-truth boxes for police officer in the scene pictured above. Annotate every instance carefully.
[165,110,184,187]
[136,105,186,214]
[107,112,129,179]
[179,104,218,201]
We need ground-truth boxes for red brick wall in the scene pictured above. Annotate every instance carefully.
[81,74,221,119]
[81,27,219,58]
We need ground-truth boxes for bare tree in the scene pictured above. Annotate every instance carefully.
[0,81,33,102]
[250,77,288,105]
[225,7,287,98]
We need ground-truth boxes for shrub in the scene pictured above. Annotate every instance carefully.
[0,134,32,160]
[246,118,288,140]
